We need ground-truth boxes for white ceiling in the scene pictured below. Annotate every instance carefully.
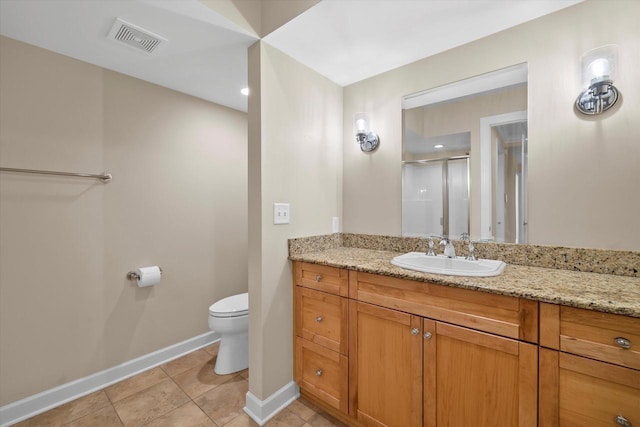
[265,0,582,86]
[0,0,258,112]
[405,131,471,156]
[0,0,582,112]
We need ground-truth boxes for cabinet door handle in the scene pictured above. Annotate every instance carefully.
[616,415,632,427]
[315,369,323,377]
[424,332,433,340]
[411,328,420,336]
[615,337,632,349]
[315,274,322,282]
[316,316,323,323]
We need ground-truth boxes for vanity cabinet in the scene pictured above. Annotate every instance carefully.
[292,261,539,426]
[349,292,537,427]
[539,303,640,427]
[292,261,639,426]
[293,262,349,413]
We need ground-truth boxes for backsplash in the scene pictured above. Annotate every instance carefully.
[288,233,640,278]
[288,233,342,254]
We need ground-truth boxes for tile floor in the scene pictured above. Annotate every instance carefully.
[14,343,346,427]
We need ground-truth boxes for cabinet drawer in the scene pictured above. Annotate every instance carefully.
[350,271,538,343]
[294,337,348,413]
[540,349,640,427]
[540,303,640,369]
[294,262,349,297]
[295,287,348,355]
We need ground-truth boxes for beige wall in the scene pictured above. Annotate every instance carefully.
[0,36,248,405]
[248,41,342,399]
[413,85,527,141]
[343,0,640,250]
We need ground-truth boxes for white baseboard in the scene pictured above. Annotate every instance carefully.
[0,331,220,427]
[244,381,300,426]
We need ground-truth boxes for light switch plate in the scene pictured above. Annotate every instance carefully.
[332,216,340,233]
[274,203,290,224]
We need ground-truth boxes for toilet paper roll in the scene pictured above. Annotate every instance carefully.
[136,266,161,287]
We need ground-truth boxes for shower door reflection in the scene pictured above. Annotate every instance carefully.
[402,157,469,239]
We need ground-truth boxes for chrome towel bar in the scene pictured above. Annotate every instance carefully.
[0,167,112,183]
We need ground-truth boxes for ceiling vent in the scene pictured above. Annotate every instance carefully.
[107,18,167,54]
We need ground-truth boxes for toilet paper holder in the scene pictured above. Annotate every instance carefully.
[127,267,163,281]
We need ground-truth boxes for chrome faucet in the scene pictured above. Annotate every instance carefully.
[425,237,436,256]
[440,237,456,258]
[460,232,477,260]
[466,241,477,261]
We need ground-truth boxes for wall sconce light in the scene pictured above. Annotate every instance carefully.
[575,45,620,115]
[353,113,379,152]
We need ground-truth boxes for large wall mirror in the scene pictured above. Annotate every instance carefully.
[402,64,528,243]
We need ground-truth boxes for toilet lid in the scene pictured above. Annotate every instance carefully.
[209,293,248,318]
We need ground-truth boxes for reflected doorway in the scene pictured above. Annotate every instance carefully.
[492,121,528,243]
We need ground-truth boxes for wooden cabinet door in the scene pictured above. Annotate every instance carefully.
[349,301,422,427]
[539,348,640,427]
[423,321,538,427]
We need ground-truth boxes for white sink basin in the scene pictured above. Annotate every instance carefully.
[391,252,506,277]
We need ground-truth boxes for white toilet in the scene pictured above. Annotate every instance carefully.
[208,293,249,375]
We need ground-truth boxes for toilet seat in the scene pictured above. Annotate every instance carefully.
[209,293,248,318]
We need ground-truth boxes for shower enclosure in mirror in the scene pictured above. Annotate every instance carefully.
[402,133,470,238]
[402,63,528,243]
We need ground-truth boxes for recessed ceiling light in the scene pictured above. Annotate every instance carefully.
[434,144,444,148]
[241,87,249,96]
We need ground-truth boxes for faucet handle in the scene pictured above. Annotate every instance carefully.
[434,234,449,244]
[466,241,477,261]
[426,237,436,256]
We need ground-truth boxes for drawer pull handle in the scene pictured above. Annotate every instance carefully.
[315,274,322,282]
[411,328,420,336]
[424,332,432,340]
[615,337,632,349]
[616,415,632,427]
[316,316,323,323]
[315,369,323,377]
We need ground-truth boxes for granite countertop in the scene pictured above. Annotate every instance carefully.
[289,247,640,318]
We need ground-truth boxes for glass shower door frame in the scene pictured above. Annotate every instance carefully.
[402,155,470,238]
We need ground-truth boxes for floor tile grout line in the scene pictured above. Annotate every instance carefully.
[134,386,191,427]
[159,348,215,379]
[185,371,243,402]
[136,400,195,427]
[58,390,114,426]
[110,376,176,406]
[171,364,236,427]
[112,401,126,427]
[113,377,191,427]
[105,367,171,405]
